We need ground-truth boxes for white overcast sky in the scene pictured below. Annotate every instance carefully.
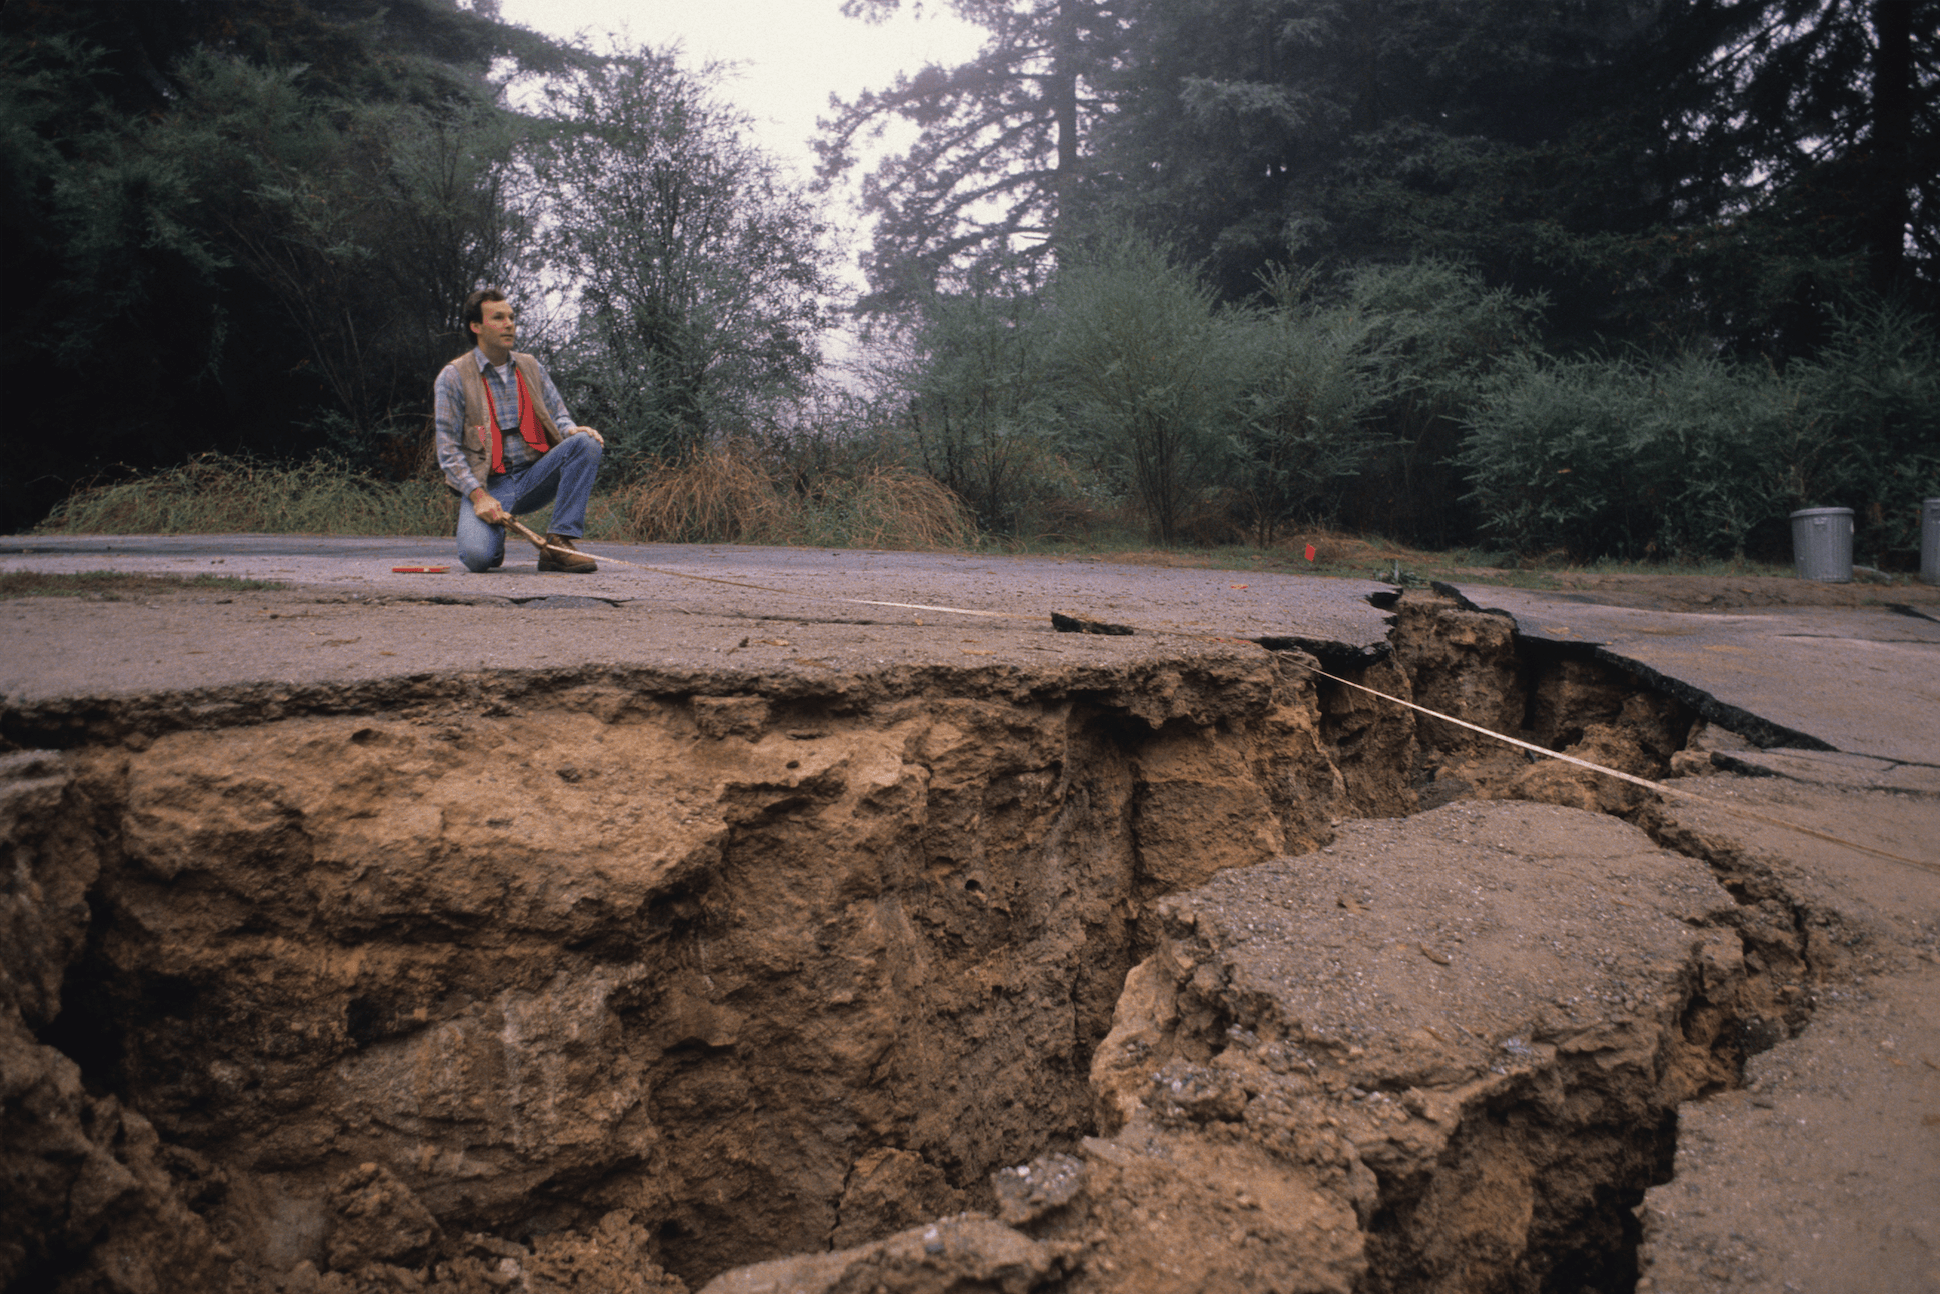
[494,0,985,181]
[488,0,986,348]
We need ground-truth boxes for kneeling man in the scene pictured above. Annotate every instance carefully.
[433,288,604,573]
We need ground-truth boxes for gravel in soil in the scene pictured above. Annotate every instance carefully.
[727,798,1799,1294]
[1636,772,1940,1294]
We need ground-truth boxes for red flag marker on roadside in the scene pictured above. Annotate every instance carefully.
[1304,544,1317,562]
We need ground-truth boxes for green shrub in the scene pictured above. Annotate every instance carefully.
[1336,261,1546,544]
[1782,299,1940,559]
[894,291,1075,537]
[1227,268,1396,544]
[1458,353,1790,559]
[1460,298,1940,563]
[1046,234,1253,544]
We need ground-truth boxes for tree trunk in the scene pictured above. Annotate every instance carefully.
[1868,0,1913,290]
[1049,0,1083,245]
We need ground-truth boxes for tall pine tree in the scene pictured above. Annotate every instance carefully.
[818,0,1125,308]
[1097,0,1936,346]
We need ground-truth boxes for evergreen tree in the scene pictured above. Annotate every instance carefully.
[1090,0,1674,325]
[0,0,571,529]
[1085,0,1938,350]
[1642,0,1939,351]
[818,0,1125,308]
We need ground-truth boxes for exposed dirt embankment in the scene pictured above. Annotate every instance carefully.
[0,592,1838,1294]
[703,796,1821,1294]
[5,641,1403,1291]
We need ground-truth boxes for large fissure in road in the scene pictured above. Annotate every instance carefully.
[1,591,1836,1293]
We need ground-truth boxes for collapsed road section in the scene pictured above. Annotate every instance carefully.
[0,589,1878,1293]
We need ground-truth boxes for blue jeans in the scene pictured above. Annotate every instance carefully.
[456,433,603,573]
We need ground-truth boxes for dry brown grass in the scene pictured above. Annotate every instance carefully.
[621,446,784,543]
[31,444,977,554]
[38,455,458,536]
[613,446,977,551]
[805,466,978,551]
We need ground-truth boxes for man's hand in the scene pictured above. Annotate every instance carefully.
[470,488,509,526]
[574,426,606,447]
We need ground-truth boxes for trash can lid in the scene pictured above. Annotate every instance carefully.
[1789,506,1854,519]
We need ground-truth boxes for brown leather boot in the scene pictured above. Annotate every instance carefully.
[537,534,597,573]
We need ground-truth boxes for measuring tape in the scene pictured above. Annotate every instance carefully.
[496,523,1935,875]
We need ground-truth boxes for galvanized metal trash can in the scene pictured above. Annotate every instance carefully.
[1923,497,1939,585]
[1790,506,1853,582]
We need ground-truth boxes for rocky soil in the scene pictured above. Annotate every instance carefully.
[1634,772,1940,1294]
[3,588,1931,1293]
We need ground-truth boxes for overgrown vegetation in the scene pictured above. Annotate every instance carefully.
[1459,300,1940,561]
[871,240,1936,564]
[7,0,1937,566]
[39,457,460,537]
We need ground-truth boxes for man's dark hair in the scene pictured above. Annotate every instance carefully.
[463,287,510,339]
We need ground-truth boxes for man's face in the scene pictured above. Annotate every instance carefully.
[472,300,516,352]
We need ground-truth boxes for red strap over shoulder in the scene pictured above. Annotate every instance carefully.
[478,362,551,474]
[511,367,550,457]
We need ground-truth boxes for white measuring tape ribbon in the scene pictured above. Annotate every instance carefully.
[498,525,1935,875]
[1274,655,1936,875]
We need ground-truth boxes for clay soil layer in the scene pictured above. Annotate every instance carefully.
[2,588,1934,1294]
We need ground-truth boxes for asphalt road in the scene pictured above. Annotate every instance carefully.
[0,532,1393,638]
[3,534,1936,775]
[0,534,1393,711]
[1452,584,1940,771]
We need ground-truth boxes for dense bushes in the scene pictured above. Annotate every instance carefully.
[1458,354,1791,560]
[1459,302,1940,563]
[896,290,1076,538]
[1225,269,1393,547]
[886,244,1484,546]
[1784,302,1940,559]
[877,235,1936,564]
[1335,262,1543,545]
[1046,237,1255,545]
[878,241,1533,549]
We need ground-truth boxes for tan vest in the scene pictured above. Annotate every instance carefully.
[444,351,565,489]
